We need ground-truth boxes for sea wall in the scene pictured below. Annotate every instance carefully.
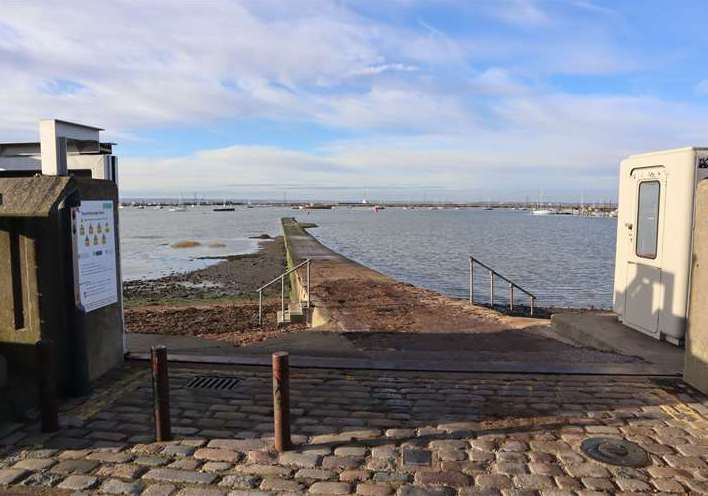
[280,217,333,326]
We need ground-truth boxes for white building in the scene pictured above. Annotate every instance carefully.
[0,119,117,182]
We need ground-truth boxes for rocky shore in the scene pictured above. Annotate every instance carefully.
[122,236,308,345]
[123,236,287,303]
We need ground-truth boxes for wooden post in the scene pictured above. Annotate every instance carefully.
[272,351,291,452]
[37,340,59,433]
[151,345,171,441]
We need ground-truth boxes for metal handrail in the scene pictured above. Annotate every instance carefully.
[468,256,536,316]
[257,258,311,325]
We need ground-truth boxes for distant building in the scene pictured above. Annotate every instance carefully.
[0,119,117,183]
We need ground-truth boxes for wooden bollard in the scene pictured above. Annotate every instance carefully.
[151,345,171,441]
[272,351,291,452]
[37,339,59,433]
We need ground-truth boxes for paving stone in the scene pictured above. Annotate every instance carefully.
[207,439,268,452]
[414,470,470,487]
[401,449,432,467]
[162,445,196,457]
[87,451,133,463]
[396,486,455,496]
[202,461,233,472]
[13,458,56,471]
[226,491,272,496]
[97,463,148,479]
[512,474,556,490]
[296,468,336,480]
[143,468,218,485]
[373,472,411,483]
[310,481,352,494]
[218,474,260,489]
[279,451,321,467]
[99,478,145,495]
[580,477,615,491]
[176,488,226,496]
[194,448,242,463]
[323,455,365,470]
[57,475,98,491]
[357,483,394,496]
[50,459,99,475]
[260,477,304,492]
[0,468,29,486]
[564,463,610,478]
[652,478,686,492]
[135,456,171,467]
[335,447,368,457]
[475,474,513,489]
[492,462,528,475]
[233,464,293,477]
[341,470,372,482]
[614,477,652,491]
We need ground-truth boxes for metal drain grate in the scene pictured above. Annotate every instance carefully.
[185,375,240,391]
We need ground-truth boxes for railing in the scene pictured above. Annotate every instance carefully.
[469,256,536,316]
[257,259,311,325]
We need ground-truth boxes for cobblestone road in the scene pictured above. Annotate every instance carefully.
[0,363,707,495]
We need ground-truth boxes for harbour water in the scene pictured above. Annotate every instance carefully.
[120,206,616,309]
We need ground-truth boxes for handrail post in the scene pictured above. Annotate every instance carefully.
[509,283,514,312]
[281,275,285,316]
[306,260,311,308]
[258,290,263,326]
[489,270,494,307]
[530,296,534,317]
[469,257,473,304]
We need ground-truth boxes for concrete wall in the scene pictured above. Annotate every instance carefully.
[685,180,708,394]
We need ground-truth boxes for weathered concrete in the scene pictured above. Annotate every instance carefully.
[685,180,708,394]
[552,311,684,372]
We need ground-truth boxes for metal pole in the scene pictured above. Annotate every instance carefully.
[509,284,514,312]
[306,261,311,308]
[489,270,494,307]
[281,275,285,316]
[37,340,58,433]
[530,296,534,317]
[272,351,291,452]
[469,258,473,304]
[151,345,171,442]
[258,291,263,325]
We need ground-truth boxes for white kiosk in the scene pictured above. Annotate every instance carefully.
[613,147,708,345]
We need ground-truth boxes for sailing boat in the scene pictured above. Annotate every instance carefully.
[531,191,553,215]
[169,194,187,212]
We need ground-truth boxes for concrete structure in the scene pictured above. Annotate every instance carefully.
[0,120,123,420]
[0,119,117,182]
[613,147,708,345]
[685,181,708,394]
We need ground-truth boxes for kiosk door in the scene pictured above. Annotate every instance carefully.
[623,167,665,337]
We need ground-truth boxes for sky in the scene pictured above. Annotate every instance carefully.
[2,0,708,201]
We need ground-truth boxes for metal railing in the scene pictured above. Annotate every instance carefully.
[469,256,536,316]
[257,258,311,325]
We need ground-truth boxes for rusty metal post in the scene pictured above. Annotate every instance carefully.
[151,345,171,442]
[530,296,535,317]
[37,340,59,433]
[272,351,291,452]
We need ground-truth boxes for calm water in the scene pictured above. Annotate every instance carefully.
[119,206,616,308]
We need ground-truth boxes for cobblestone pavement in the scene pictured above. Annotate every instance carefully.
[0,363,707,495]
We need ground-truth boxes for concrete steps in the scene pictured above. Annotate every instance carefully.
[277,302,308,326]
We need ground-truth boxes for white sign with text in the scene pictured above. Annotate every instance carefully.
[71,200,118,312]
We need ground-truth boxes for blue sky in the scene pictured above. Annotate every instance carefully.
[3,0,708,201]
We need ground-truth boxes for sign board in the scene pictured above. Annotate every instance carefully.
[71,200,118,312]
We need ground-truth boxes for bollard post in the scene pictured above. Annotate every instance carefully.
[151,345,171,442]
[272,351,291,452]
[37,339,59,433]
